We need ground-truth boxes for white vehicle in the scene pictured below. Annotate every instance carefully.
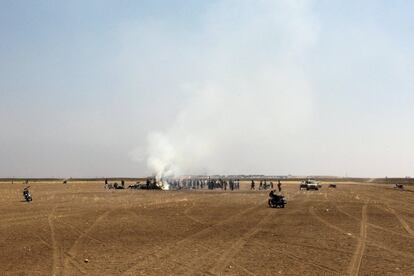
[299,179,319,191]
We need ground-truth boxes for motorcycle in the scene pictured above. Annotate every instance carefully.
[268,195,286,208]
[23,188,32,202]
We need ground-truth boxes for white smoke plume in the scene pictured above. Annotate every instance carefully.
[146,1,319,178]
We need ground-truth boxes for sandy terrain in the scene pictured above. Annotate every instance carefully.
[1,181,413,275]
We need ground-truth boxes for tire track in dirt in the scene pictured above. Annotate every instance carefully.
[180,215,261,275]
[47,207,63,276]
[347,204,367,276]
[185,192,302,275]
[0,214,50,227]
[35,234,86,275]
[275,239,364,256]
[153,233,256,276]
[365,193,414,213]
[251,239,341,275]
[121,201,266,275]
[367,240,414,261]
[207,209,273,275]
[123,207,263,275]
[178,192,298,275]
[309,206,348,234]
[179,207,273,276]
[335,204,412,239]
[382,206,414,238]
[308,205,359,275]
[62,210,111,275]
[309,203,369,275]
[208,206,305,275]
[256,194,341,275]
[312,197,414,273]
[310,202,414,260]
[59,221,106,245]
[183,204,206,225]
[312,190,414,270]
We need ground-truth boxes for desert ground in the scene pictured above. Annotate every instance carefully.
[1,180,413,275]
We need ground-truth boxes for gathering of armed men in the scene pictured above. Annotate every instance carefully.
[101,177,283,192]
[163,178,241,190]
[104,177,243,191]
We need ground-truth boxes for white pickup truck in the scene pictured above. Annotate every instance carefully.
[300,179,319,190]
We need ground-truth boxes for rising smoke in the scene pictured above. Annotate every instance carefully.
[145,1,319,178]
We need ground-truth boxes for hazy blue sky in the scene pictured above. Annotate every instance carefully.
[1,0,414,178]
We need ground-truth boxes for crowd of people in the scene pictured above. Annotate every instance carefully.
[161,177,241,190]
[250,180,282,191]
[102,177,284,192]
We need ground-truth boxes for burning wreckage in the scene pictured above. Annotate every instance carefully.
[105,178,164,190]
[127,178,162,190]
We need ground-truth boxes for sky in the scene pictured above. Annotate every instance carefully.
[1,0,414,178]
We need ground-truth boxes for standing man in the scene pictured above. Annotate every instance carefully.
[277,180,282,192]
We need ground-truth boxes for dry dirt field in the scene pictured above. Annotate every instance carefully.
[1,181,413,275]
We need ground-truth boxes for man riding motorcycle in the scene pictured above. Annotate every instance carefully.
[23,186,32,202]
[269,190,278,201]
[268,189,285,208]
